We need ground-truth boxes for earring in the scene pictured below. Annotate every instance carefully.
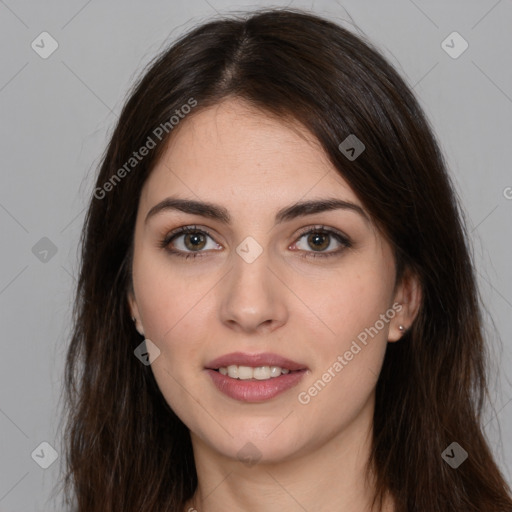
[398,325,405,332]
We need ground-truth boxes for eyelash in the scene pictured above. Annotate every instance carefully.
[159,224,352,261]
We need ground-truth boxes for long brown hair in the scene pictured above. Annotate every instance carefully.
[59,7,512,511]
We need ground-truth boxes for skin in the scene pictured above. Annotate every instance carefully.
[128,98,421,512]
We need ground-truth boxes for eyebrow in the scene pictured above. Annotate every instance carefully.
[144,196,369,226]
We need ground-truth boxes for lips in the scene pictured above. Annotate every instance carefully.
[206,368,307,402]
[205,352,307,371]
[204,352,308,402]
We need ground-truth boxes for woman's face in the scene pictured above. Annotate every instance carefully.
[129,98,417,465]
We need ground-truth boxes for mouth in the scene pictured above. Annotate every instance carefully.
[204,352,308,402]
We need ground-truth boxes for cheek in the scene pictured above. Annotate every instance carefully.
[132,256,215,399]
[295,258,394,401]
[304,261,394,345]
[133,252,217,344]
[295,277,392,428]
[144,319,209,431]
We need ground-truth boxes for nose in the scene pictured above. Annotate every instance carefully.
[218,246,288,334]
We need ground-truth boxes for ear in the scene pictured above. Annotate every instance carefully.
[127,289,145,337]
[388,269,422,342]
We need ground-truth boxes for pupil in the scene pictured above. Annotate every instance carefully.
[186,232,205,250]
[309,233,328,251]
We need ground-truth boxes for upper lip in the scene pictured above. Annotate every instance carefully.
[206,352,307,371]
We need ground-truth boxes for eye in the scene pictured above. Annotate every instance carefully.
[291,225,351,259]
[159,225,220,260]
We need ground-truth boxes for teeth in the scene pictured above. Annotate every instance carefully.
[253,366,270,380]
[218,365,293,380]
[227,365,238,379]
[237,365,253,380]
[269,366,281,378]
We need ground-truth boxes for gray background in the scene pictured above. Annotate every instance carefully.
[0,0,511,510]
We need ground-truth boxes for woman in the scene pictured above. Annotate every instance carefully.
[61,7,512,511]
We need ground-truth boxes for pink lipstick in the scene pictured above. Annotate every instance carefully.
[205,352,308,402]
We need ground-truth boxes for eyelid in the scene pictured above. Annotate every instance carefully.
[160,224,217,245]
[293,224,351,245]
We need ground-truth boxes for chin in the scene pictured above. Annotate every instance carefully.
[202,419,308,465]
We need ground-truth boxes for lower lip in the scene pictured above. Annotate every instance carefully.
[205,369,307,402]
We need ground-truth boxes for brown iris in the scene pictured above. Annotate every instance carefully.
[184,232,207,251]
[307,232,329,251]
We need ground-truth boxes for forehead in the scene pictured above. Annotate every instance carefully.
[140,98,360,211]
